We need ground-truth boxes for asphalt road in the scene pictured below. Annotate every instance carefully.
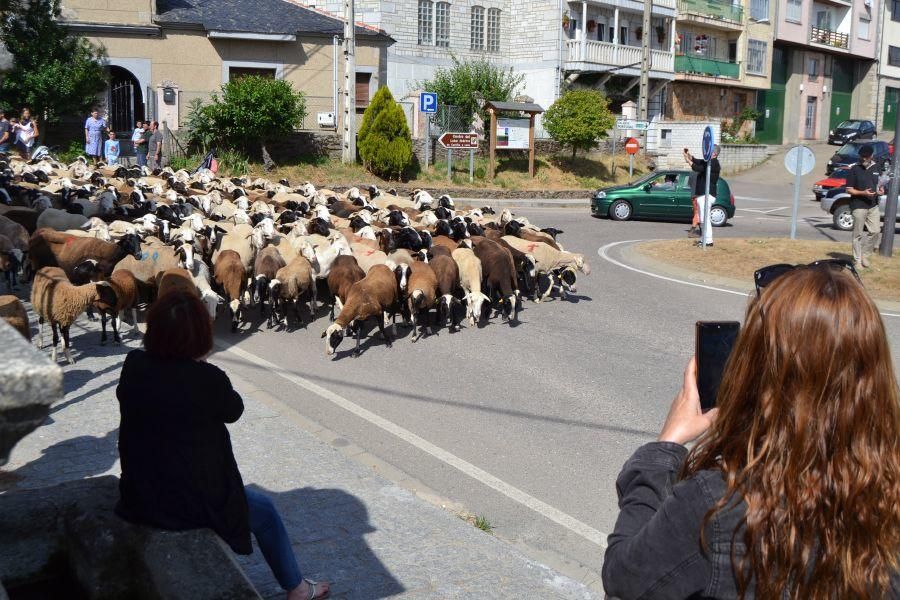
[209,152,900,593]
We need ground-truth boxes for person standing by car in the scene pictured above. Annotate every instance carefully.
[684,145,721,245]
[844,144,884,268]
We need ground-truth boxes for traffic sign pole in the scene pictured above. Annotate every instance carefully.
[790,149,804,240]
[629,154,633,178]
[703,162,711,250]
[611,125,617,177]
[447,148,452,181]
[424,117,430,170]
[879,99,899,257]
[469,149,474,183]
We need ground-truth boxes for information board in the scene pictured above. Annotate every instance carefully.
[496,118,531,150]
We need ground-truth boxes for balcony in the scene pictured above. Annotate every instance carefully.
[677,0,744,28]
[809,26,849,49]
[565,39,675,75]
[675,54,740,79]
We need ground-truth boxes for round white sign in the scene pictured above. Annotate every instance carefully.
[784,145,816,176]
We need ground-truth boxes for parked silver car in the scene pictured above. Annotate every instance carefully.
[820,188,900,231]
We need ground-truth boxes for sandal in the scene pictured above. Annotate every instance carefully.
[304,579,330,600]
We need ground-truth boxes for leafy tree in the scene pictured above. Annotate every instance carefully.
[357,86,393,149]
[184,76,306,171]
[543,90,615,162]
[358,89,413,180]
[0,0,107,139]
[419,57,524,126]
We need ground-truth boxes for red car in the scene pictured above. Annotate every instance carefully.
[812,168,849,201]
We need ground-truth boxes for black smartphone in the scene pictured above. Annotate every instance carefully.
[695,321,741,412]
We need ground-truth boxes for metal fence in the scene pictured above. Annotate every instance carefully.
[429,104,473,137]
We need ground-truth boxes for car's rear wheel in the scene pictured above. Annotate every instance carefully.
[609,200,632,221]
[833,204,854,231]
[710,206,728,227]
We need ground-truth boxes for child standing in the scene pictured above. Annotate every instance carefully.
[104,130,121,166]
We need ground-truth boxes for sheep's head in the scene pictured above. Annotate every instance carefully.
[525,254,537,279]
[119,234,143,260]
[174,242,195,271]
[576,255,590,275]
[299,242,317,264]
[322,322,344,356]
[393,263,410,293]
[464,292,490,326]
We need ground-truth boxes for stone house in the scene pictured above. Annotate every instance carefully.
[59,0,393,133]
[876,0,900,133]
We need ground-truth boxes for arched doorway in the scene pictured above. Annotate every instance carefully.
[107,66,145,132]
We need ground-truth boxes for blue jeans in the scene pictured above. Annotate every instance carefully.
[246,487,303,591]
[135,149,147,167]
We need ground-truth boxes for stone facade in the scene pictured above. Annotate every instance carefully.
[667,82,756,137]
[876,1,900,132]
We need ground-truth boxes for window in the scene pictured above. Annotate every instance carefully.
[487,8,501,52]
[597,22,605,41]
[660,129,672,148]
[435,1,450,47]
[228,67,276,80]
[890,45,900,67]
[620,26,629,45]
[858,17,870,40]
[747,39,767,74]
[786,0,802,22]
[893,0,900,21]
[471,6,484,50]
[807,57,819,81]
[750,0,769,20]
[355,73,371,107]
[608,25,615,42]
[815,9,831,29]
[418,0,433,45]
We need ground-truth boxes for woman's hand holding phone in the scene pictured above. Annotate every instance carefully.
[658,357,718,445]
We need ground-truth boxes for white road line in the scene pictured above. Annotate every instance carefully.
[216,342,610,549]
[597,240,900,319]
[738,207,788,214]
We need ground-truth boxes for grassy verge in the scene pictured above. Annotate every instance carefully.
[636,238,900,303]
[245,152,650,191]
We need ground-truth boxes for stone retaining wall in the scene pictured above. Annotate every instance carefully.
[717,143,775,174]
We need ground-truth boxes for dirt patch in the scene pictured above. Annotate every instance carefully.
[636,238,900,303]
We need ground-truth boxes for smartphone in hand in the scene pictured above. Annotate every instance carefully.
[696,321,741,412]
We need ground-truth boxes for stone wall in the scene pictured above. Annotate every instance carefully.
[666,82,756,137]
[716,143,774,174]
[646,119,721,169]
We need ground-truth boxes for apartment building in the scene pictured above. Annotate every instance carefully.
[754,0,880,143]
[666,0,775,136]
[876,0,900,132]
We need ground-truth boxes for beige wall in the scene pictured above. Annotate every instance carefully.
[86,30,387,129]
[61,0,154,25]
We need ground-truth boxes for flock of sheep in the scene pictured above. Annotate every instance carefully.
[0,155,590,362]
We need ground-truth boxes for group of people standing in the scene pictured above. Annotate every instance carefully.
[0,107,39,159]
[84,109,163,168]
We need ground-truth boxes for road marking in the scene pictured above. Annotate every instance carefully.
[597,240,900,319]
[738,207,788,214]
[734,196,782,203]
[216,341,610,549]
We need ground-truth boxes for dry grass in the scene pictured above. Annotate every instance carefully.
[249,152,651,192]
[637,238,900,303]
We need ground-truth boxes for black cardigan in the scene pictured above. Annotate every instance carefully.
[115,350,251,554]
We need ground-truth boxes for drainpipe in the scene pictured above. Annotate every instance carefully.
[333,35,340,129]
[556,0,563,100]
[872,0,883,128]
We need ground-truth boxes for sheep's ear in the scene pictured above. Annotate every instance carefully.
[320,330,327,338]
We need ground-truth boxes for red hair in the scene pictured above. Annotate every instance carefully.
[143,291,213,360]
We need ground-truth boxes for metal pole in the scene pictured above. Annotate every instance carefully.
[637,0,652,149]
[629,154,633,178]
[424,117,430,170]
[469,149,474,182]
[879,100,900,256]
[790,148,803,240]
[702,162,711,249]
[612,126,617,177]
[341,0,356,164]
[447,148,452,181]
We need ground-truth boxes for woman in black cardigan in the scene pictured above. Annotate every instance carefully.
[116,291,330,600]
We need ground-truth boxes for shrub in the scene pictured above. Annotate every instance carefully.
[543,90,615,162]
[56,140,86,164]
[357,86,394,150]
[184,76,306,171]
[419,57,524,125]
[358,89,413,180]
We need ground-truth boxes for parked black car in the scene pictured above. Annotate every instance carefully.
[825,140,893,175]
[827,119,877,145]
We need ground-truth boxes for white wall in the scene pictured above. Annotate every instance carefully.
[646,120,721,169]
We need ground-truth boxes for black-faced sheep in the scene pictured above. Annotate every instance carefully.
[94,269,143,345]
[253,246,287,327]
[321,263,400,357]
[0,294,30,340]
[406,261,438,342]
[31,266,115,364]
[28,229,142,280]
[472,237,519,323]
[429,254,461,332]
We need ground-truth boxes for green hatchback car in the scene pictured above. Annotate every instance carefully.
[591,170,736,226]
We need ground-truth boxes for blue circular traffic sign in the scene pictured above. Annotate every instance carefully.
[702,126,714,161]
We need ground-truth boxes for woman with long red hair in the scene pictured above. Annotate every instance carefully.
[603,263,900,598]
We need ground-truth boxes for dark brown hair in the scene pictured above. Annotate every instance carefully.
[143,291,213,360]
[682,267,900,598]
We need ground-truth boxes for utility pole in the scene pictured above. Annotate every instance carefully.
[342,0,356,164]
[638,0,652,124]
[880,99,899,256]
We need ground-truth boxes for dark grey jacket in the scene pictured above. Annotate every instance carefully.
[602,442,899,599]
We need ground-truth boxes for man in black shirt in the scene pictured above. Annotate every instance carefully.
[844,144,884,268]
[684,145,721,244]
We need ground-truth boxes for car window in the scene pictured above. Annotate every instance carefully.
[646,173,679,191]
[837,145,860,158]
[837,121,861,130]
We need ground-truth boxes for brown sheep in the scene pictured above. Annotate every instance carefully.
[213,249,247,333]
[322,264,400,357]
[429,255,461,332]
[156,268,200,301]
[0,294,30,340]
[0,208,40,234]
[472,236,519,323]
[326,255,365,321]
[253,245,287,327]
[406,261,438,342]
[31,266,115,364]
[28,229,142,280]
[94,269,143,345]
[271,255,316,326]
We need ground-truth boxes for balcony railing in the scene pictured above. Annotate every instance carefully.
[675,54,740,78]
[565,39,674,73]
[809,26,849,48]
[677,0,743,23]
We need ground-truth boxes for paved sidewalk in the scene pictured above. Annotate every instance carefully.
[1,315,598,599]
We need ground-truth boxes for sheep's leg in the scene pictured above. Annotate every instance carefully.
[37,317,44,349]
[130,308,138,331]
[49,322,59,363]
[351,322,362,358]
[85,306,97,321]
[310,287,318,320]
[510,293,520,324]
[378,312,392,348]
[410,309,420,342]
[61,326,75,365]
[111,311,121,345]
[540,275,554,303]
[100,311,108,345]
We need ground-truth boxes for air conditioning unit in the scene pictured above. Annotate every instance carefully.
[317,112,335,127]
